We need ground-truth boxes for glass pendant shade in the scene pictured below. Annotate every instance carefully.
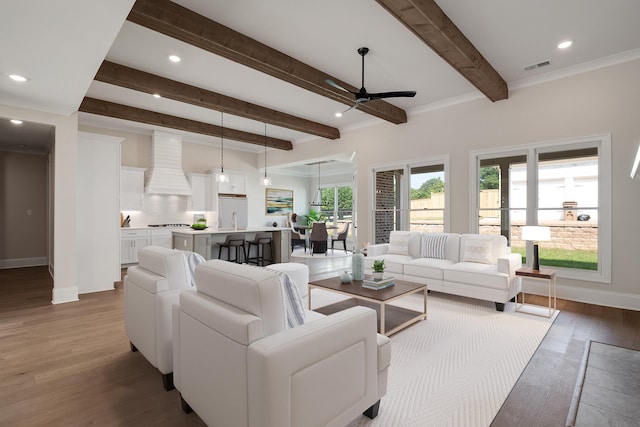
[261,122,270,186]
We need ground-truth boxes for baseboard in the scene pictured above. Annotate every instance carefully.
[523,279,640,311]
[52,286,79,304]
[0,257,48,269]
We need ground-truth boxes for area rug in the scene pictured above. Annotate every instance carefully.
[291,248,352,259]
[308,290,558,427]
[566,340,640,427]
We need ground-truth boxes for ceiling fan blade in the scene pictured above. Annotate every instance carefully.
[368,91,417,100]
[325,79,356,95]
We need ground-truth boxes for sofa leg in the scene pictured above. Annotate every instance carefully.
[130,341,138,352]
[180,394,193,414]
[162,372,174,391]
[495,302,505,312]
[363,400,380,419]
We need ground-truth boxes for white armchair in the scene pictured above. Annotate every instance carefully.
[173,260,390,427]
[124,246,197,391]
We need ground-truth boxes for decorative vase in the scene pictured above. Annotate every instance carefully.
[340,271,352,284]
[352,250,365,281]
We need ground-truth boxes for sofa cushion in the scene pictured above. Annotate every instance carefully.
[443,262,510,290]
[421,233,448,259]
[388,231,411,255]
[461,236,494,264]
[404,257,456,281]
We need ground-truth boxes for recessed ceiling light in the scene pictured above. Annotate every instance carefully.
[153,93,162,98]
[10,119,23,125]
[9,74,28,82]
[557,40,572,49]
[335,112,343,118]
[168,55,181,63]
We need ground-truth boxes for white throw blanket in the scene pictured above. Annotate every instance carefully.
[180,251,206,287]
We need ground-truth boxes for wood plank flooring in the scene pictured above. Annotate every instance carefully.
[1,261,639,426]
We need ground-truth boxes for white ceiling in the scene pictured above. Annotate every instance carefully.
[2,0,640,168]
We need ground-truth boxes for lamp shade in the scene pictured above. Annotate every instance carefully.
[521,226,551,242]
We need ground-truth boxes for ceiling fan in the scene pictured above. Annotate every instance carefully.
[326,47,416,115]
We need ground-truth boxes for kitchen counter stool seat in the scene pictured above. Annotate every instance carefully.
[246,233,273,266]
[217,234,246,263]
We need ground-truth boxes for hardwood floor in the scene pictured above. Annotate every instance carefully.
[1,262,638,426]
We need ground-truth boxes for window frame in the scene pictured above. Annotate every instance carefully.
[470,134,612,283]
[370,155,450,241]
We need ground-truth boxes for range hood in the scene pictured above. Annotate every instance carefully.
[144,131,192,195]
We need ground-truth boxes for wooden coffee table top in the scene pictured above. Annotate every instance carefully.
[309,276,426,302]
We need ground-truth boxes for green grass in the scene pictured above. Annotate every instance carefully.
[510,247,598,271]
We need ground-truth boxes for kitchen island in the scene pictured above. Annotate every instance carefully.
[172,227,291,263]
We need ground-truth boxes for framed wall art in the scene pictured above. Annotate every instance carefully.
[265,188,293,215]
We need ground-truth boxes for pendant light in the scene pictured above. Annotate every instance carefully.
[309,162,322,207]
[261,122,272,186]
[218,112,228,183]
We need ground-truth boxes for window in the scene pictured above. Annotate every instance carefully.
[372,157,449,243]
[320,185,353,229]
[471,134,611,282]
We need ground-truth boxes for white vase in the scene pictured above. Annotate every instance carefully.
[352,250,365,280]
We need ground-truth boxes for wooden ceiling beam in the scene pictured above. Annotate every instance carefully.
[79,97,293,151]
[95,61,340,140]
[375,0,508,102]
[127,0,410,124]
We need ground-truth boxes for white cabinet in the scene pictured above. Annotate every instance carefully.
[120,167,145,210]
[121,229,150,264]
[150,229,173,249]
[188,173,213,211]
[217,171,246,195]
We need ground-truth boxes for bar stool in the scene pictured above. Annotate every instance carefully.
[246,233,273,266]
[217,234,246,263]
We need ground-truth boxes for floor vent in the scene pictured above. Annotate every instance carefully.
[523,60,551,71]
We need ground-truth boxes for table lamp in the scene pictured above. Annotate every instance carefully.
[521,226,551,271]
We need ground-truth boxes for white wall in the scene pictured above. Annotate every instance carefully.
[265,58,640,309]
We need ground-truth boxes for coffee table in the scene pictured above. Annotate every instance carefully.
[308,276,427,336]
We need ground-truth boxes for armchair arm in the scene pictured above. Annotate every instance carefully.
[497,253,523,276]
[366,243,389,258]
[247,306,380,427]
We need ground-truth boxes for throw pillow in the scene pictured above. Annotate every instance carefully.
[388,231,411,255]
[421,233,448,259]
[462,236,494,264]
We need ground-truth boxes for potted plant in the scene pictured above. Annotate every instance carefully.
[372,259,385,280]
[304,209,327,224]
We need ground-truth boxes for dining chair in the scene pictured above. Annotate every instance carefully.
[309,222,328,256]
[331,222,350,253]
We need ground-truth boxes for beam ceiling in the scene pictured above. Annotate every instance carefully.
[375,0,508,102]
[127,0,411,125]
[95,61,340,140]
[79,97,293,150]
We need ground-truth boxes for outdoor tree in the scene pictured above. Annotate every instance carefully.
[411,177,444,199]
[479,167,499,190]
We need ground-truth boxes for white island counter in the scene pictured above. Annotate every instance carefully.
[172,227,291,263]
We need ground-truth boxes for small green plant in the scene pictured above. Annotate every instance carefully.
[304,209,327,224]
[373,259,385,273]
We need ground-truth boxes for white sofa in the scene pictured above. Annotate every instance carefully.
[124,246,202,391]
[365,231,522,311]
[172,259,391,427]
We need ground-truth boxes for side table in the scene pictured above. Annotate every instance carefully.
[515,267,556,318]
